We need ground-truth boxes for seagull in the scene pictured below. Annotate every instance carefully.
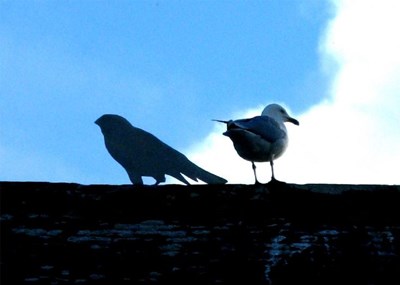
[95,114,227,185]
[214,104,299,183]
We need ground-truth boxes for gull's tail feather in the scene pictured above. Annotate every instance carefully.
[212,119,230,124]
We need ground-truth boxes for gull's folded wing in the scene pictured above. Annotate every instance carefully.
[227,116,286,143]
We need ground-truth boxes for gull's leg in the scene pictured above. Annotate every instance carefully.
[252,162,260,184]
[270,160,276,181]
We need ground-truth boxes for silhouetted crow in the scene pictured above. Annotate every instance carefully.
[96,114,227,185]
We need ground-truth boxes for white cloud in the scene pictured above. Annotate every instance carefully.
[186,0,400,185]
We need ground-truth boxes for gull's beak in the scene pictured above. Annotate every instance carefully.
[287,116,300,126]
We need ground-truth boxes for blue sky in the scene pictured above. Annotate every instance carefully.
[1,0,399,185]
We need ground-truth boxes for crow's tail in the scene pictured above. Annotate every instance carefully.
[180,159,227,185]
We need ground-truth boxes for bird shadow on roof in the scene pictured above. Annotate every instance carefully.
[95,114,227,186]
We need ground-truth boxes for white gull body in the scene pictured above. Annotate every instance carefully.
[215,104,299,183]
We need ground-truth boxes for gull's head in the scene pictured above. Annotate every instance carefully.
[261,104,299,125]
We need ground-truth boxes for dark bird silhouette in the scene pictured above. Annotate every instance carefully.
[214,104,299,183]
[95,114,227,185]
